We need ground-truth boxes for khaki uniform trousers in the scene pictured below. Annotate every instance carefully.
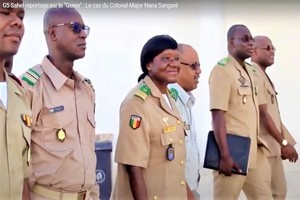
[213,147,272,200]
[268,156,287,200]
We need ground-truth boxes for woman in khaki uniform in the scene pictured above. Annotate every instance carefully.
[111,35,188,200]
[0,1,31,199]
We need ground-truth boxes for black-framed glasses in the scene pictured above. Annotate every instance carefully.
[180,62,200,70]
[233,35,254,43]
[50,22,90,36]
[257,45,276,52]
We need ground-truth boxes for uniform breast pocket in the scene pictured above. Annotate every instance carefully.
[41,111,74,152]
[237,87,252,104]
[160,132,180,146]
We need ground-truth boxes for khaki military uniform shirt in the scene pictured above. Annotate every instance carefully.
[209,55,269,168]
[254,63,296,157]
[20,56,99,199]
[112,76,187,200]
[0,71,31,200]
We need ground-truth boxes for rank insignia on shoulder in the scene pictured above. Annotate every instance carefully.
[169,88,178,101]
[217,57,230,66]
[57,128,66,142]
[84,78,95,92]
[21,114,32,128]
[129,115,142,130]
[134,84,151,101]
[248,63,257,73]
[22,68,41,87]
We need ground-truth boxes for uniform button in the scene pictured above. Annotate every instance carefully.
[169,138,174,142]
[180,160,184,166]
[181,181,186,186]
[153,196,158,200]
[179,140,183,145]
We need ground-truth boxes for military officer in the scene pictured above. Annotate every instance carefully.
[0,0,31,199]
[252,35,298,200]
[20,7,99,200]
[111,35,188,200]
[209,24,272,200]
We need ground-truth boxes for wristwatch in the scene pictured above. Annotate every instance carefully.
[281,139,288,146]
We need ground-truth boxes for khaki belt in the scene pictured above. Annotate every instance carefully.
[31,185,88,200]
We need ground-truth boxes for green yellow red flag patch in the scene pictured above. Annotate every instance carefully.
[129,115,142,130]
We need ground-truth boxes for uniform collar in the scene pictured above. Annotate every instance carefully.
[143,76,181,119]
[5,70,23,96]
[228,54,248,71]
[41,56,84,90]
[168,83,195,107]
[143,75,162,98]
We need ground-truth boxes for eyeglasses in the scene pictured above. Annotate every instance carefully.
[256,45,276,52]
[180,62,200,70]
[50,22,90,36]
[233,35,254,43]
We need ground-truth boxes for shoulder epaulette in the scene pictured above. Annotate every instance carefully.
[21,68,41,87]
[84,77,95,92]
[134,84,151,101]
[217,57,230,66]
[248,63,257,73]
[169,88,178,101]
[8,73,22,86]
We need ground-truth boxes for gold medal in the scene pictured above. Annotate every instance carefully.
[242,95,247,104]
[57,128,66,142]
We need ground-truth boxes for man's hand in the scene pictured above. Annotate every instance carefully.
[281,144,298,162]
[219,155,242,176]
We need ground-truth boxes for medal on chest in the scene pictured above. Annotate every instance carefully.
[57,128,66,142]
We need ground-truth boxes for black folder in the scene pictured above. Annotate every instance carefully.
[203,131,251,176]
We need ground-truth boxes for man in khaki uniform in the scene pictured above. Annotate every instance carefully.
[209,24,272,200]
[0,0,31,199]
[112,35,187,200]
[252,35,298,200]
[20,7,99,200]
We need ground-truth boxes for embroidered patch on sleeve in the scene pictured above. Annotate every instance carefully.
[129,115,142,130]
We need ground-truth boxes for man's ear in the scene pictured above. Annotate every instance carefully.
[46,27,58,41]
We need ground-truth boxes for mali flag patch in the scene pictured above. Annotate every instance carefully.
[129,115,142,130]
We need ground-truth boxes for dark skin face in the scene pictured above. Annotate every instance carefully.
[147,49,180,94]
[46,10,87,61]
[228,26,254,66]
[44,8,88,78]
[0,0,24,80]
[177,45,201,92]
[252,36,275,70]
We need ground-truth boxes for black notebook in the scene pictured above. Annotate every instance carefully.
[203,131,251,176]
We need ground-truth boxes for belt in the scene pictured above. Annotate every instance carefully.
[31,184,88,200]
